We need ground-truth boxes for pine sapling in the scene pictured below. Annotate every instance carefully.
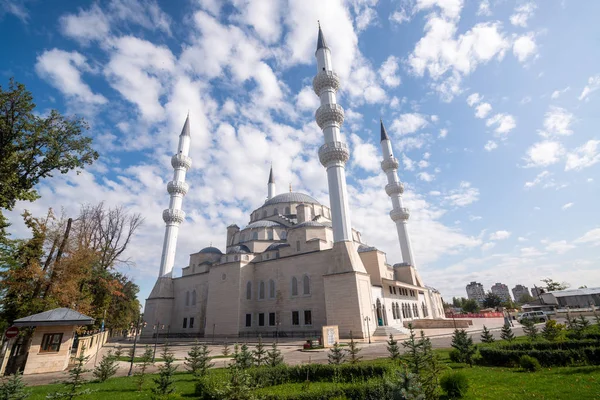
[0,372,30,400]
[92,350,118,382]
[327,342,346,365]
[387,334,401,361]
[480,325,495,343]
[500,324,515,342]
[113,345,123,359]
[402,324,425,374]
[577,315,591,330]
[419,331,444,400]
[47,346,91,399]
[134,346,154,391]
[152,345,177,397]
[266,342,284,367]
[450,329,476,366]
[222,341,231,357]
[345,332,362,364]
[253,336,268,367]
[233,343,253,369]
[185,340,213,378]
[521,319,538,341]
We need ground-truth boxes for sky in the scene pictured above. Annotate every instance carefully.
[1,0,599,304]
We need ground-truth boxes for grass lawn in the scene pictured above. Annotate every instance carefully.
[22,349,600,399]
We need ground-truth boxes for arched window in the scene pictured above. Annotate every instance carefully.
[246,281,252,300]
[274,207,278,215]
[240,234,245,242]
[191,290,197,306]
[392,304,397,319]
[291,277,298,296]
[262,210,267,218]
[395,303,400,319]
[285,206,290,215]
[267,229,273,240]
[185,291,190,306]
[269,280,275,299]
[259,281,265,299]
[303,275,310,295]
[253,231,258,240]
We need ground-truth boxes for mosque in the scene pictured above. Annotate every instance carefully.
[141,26,445,340]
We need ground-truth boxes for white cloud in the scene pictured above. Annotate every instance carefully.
[439,128,448,138]
[481,242,496,251]
[484,140,498,151]
[389,8,410,25]
[418,159,429,168]
[467,93,483,106]
[445,181,479,206]
[296,86,320,111]
[520,96,532,105]
[350,134,380,172]
[379,55,401,87]
[513,33,537,62]
[418,172,435,182]
[575,228,600,246]
[518,237,528,242]
[510,2,536,27]
[402,154,415,171]
[35,49,107,107]
[524,170,567,190]
[486,113,516,134]
[59,4,110,44]
[390,113,429,135]
[489,230,511,240]
[477,0,491,16]
[545,240,575,254]
[578,74,600,101]
[562,202,574,210]
[349,0,379,32]
[539,106,574,137]
[565,140,600,171]
[0,0,28,22]
[520,247,544,257]
[414,0,465,20]
[107,0,171,35]
[524,141,564,167]
[551,86,570,100]
[234,0,282,43]
[475,102,492,118]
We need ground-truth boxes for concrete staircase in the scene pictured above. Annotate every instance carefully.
[373,326,409,337]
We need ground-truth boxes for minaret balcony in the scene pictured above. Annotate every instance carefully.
[390,208,410,222]
[167,180,189,196]
[318,141,350,167]
[162,208,186,224]
[385,182,404,196]
[315,104,345,129]
[312,70,340,95]
[171,154,192,170]
[381,157,399,172]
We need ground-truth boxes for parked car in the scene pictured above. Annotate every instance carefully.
[518,311,547,323]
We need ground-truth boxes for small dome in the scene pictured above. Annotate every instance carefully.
[244,220,283,229]
[265,242,290,251]
[199,246,223,254]
[358,244,377,253]
[291,221,325,229]
[227,245,251,254]
[264,192,321,206]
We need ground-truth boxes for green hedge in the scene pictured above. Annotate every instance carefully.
[479,347,600,367]
[485,339,600,351]
[256,380,395,400]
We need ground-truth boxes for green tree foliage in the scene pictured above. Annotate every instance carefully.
[418,331,444,399]
[461,299,480,313]
[152,345,177,397]
[517,293,535,304]
[450,329,476,366]
[345,333,362,364]
[519,355,541,372]
[92,350,118,382]
[0,372,30,400]
[521,319,538,341]
[47,346,91,399]
[500,324,515,342]
[388,368,425,400]
[387,334,401,361]
[252,337,267,367]
[402,324,425,375]
[222,342,230,357]
[483,292,502,309]
[216,364,255,400]
[266,342,284,367]
[541,320,564,341]
[232,344,253,369]
[452,297,468,308]
[185,341,213,378]
[480,325,495,343]
[440,371,469,398]
[134,346,154,391]
[541,278,569,292]
[327,342,346,365]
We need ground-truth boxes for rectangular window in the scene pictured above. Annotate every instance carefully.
[393,287,397,295]
[40,333,63,353]
[296,241,301,251]
[304,310,312,325]
[183,318,188,328]
[245,313,252,327]
[259,313,265,326]
[389,286,393,294]
[189,318,194,329]
[269,312,276,326]
[292,311,300,326]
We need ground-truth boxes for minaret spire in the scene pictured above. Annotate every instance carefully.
[158,115,192,277]
[313,25,353,243]
[379,119,416,270]
[267,164,275,200]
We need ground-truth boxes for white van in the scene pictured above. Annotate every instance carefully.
[518,311,547,324]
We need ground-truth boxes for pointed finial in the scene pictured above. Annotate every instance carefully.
[380,119,390,142]
[209,241,212,247]
[268,164,274,184]
[317,23,328,50]
[180,114,191,136]
[289,183,292,192]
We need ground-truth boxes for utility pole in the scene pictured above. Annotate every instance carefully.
[152,322,161,362]
[127,313,143,377]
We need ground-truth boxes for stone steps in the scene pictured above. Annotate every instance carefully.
[372,326,408,337]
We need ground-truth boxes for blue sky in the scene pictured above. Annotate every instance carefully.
[2,0,599,302]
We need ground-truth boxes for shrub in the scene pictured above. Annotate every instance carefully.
[500,324,515,342]
[480,326,495,344]
[266,342,284,367]
[328,342,346,365]
[542,320,564,341]
[253,337,268,367]
[519,355,541,372]
[450,329,476,366]
[0,372,29,400]
[521,319,539,341]
[92,350,118,382]
[386,334,400,361]
[440,371,469,398]
[134,346,154,391]
[185,341,214,378]
[346,333,362,364]
[152,345,177,397]
[448,349,462,363]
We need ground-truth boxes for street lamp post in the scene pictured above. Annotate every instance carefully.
[152,322,162,362]
[363,316,371,344]
[127,313,143,377]
[451,311,457,330]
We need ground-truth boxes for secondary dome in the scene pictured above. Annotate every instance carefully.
[244,220,283,229]
[264,192,321,206]
[227,245,251,254]
[199,246,223,254]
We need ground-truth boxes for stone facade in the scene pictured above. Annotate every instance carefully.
[23,326,75,375]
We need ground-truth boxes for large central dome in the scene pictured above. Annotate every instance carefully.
[264,192,321,206]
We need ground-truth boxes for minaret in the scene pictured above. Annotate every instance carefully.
[267,165,275,200]
[379,120,416,267]
[313,25,352,243]
[158,115,191,277]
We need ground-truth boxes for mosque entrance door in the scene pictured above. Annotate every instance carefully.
[376,299,385,326]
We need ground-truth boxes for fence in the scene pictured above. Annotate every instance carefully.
[70,330,109,362]
[445,312,504,318]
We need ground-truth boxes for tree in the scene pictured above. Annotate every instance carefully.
[185,341,213,378]
[452,297,467,308]
[500,324,515,342]
[216,364,255,400]
[541,278,569,292]
[480,326,495,343]
[483,292,502,309]
[462,299,480,313]
[47,346,91,399]
[541,320,564,341]
[222,342,231,357]
[266,342,284,367]
[450,329,476,366]
[418,331,444,399]
[0,80,98,231]
[0,372,29,400]
[327,342,346,365]
[134,346,154,391]
[92,350,118,382]
[252,337,267,367]
[402,324,425,375]
[517,293,534,304]
[387,334,401,361]
[232,344,253,369]
[345,333,362,364]
[521,319,538,341]
[152,345,177,397]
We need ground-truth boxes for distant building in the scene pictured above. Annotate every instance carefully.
[466,281,485,303]
[491,283,512,303]
[541,287,600,309]
[512,284,530,302]
[531,287,543,298]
